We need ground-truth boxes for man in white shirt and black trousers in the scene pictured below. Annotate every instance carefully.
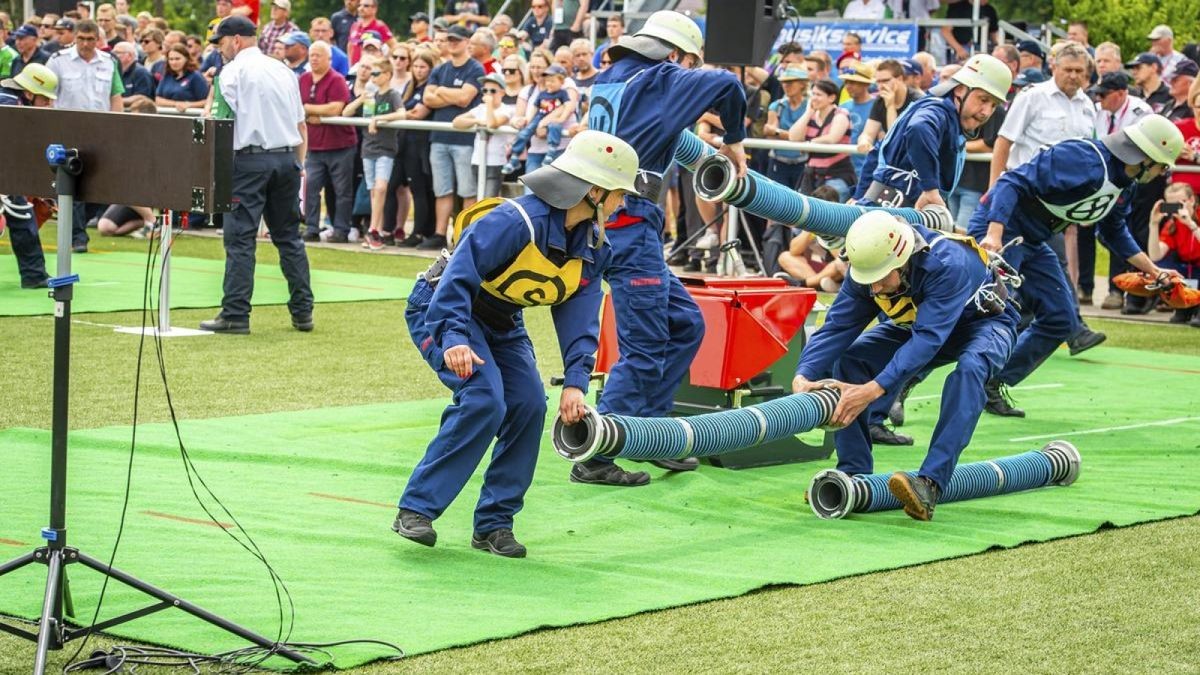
[201,16,314,335]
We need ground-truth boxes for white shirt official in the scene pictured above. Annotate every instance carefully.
[999,79,1096,169]
[1093,95,1152,139]
[218,46,304,151]
[843,0,886,19]
[47,46,120,112]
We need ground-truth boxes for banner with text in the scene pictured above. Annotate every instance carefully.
[772,21,919,61]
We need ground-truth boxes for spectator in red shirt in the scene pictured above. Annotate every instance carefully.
[1172,82,1200,194]
[469,28,497,74]
[300,40,358,243]
[348,0,391,65]
[1148,182,1200,325]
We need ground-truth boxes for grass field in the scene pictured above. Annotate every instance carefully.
[1,226,1198,673]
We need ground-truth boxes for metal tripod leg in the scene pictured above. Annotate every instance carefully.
[32,549,64,675]
[73,552,312,664]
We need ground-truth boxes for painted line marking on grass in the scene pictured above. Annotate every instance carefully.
[0,538,28,547]
[910,382,1063,403]
[308,492,395,509]
[1071,358,1200,376]
[1009,416,1200,443]
[141,510,231,529]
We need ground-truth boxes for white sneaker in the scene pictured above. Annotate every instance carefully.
[347,229,361,243]
[694,232,719,250]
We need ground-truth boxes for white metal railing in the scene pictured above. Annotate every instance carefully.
[154,107,1200,173]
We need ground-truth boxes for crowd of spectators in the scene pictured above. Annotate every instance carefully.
[1,4,1198,323]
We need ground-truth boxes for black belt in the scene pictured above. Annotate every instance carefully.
[422,253,517,332]
[635,172,664,202]
[861,181,911,208]
[236,145,297,155]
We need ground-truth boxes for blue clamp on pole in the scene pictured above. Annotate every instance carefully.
[47,274,80,288]
[41,528,58,542]
[45,144,69,166]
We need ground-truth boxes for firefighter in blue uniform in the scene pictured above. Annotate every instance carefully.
[971,114,1185,417]
[574,10,749,486]
[393,131,639,558]
[0,63,54,289]
[793,211,1019,521]
[853,54,1011,210]
[852,54,1012,446]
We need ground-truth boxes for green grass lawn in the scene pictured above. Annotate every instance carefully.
[1,227,1198,672]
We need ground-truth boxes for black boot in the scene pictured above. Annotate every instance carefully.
[392,509,437,547]
[570,459,650,486]
[636,457,700,471]
[1169,307,1196,324]
[869,423,913,446]
[1067,326,1106,356]
[471,528,527,558]
[887,473,940,521]
[887,380,917,427]
[984,379,1025,417]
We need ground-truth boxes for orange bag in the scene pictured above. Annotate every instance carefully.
[1112,272,1158,298]
[1160,283,1200,309]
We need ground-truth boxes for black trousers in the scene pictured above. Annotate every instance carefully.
[305,146,355,236]
[388,136,435,238]
[221,151,313,321]
[70,201,105,249]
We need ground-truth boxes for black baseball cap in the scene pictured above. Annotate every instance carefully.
[209,15,257,43]
[446,25,471,40]
[1174,58,1199,78]
[1124,52,1162,69]
[410,12,430,23]
[54,18,75,30]
[1087,71,1130,96]
[1016,40,1045,61]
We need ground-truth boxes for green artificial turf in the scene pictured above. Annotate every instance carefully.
[0,250,413,316]
[0,348,1197,670]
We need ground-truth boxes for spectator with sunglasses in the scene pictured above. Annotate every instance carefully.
[499,54,526,103]
[348,0,391,65]
[139,28,165,80]
[518,0,552,49]
[344,57,407,250]
[453,72,514,198]
[381,44,414,244]
[393,48,439,247]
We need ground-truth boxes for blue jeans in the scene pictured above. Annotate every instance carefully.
[510,112,563,157]
[948,188,983,231]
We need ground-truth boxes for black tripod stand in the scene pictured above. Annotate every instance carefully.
[0,146,312,673]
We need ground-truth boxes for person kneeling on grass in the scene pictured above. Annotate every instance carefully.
[344,58,407,251]
[393,130,638,558]
[792,211,1019,521]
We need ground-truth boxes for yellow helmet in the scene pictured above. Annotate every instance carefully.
[844,211,916,285]
[1,63,58,100]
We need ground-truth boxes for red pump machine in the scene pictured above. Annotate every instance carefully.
[593,276,833,469]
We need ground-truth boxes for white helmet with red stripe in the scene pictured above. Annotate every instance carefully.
[845,211,916,285]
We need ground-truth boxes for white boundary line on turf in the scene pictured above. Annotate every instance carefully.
[909,382,1064,403]
[1009,416,1200,443]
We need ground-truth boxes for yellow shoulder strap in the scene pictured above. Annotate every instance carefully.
[449,197,507,249]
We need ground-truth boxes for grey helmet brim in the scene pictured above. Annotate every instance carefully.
[605,34,675,64]
[520,165,594,210]
[1101,130,1151,165]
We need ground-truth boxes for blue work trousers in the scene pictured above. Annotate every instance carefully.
[400,280,547,534]
[596,210,705,425]
[5,197,49,286]
[832,313,1017,489]
[995,240,1080,386]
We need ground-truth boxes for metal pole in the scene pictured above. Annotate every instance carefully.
[476,129,488,202]
[159,210,171,331]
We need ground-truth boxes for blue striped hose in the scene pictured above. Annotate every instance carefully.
[672,130,954,238]
[552,389,840,463]
[807,441,1081,519]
